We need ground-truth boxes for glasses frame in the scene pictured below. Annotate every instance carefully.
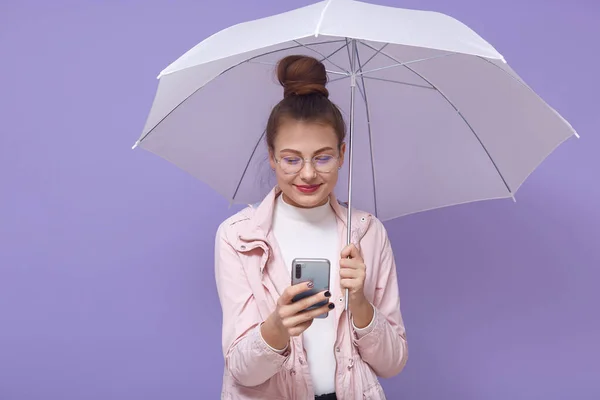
[273,154,341,175]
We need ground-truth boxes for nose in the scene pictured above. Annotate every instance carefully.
[299,159,317,180]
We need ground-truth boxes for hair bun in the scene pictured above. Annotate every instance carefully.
[277,55,329,99]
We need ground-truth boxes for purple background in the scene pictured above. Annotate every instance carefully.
[1,1,599,399]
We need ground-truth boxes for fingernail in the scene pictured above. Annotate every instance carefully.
[324,291,331,297]
[328,303,335,310]
[307,281,314,288]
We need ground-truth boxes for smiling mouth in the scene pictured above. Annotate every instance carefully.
[295,184,322,193]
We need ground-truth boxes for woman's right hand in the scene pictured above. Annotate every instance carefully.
[261,281,333,350]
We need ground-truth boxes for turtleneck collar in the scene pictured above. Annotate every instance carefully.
[275,193,334,223]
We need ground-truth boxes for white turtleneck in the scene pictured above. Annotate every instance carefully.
[271,194,338,396]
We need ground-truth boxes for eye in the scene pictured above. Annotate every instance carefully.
[314,155,334,164]
[283,156,301,165]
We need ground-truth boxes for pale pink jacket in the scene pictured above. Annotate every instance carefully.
[214,187,408,399]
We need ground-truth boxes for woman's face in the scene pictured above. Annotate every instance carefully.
[269,120,345,208]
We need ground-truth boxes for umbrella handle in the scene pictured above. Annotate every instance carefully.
[345,286,350,311]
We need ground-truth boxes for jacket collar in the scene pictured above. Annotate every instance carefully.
[236,186,372,248]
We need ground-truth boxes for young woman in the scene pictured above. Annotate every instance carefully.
[215,55,408,400]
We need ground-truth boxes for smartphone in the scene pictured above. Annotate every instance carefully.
[290,258,331,318]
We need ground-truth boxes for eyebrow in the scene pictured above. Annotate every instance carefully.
[279,147,335,155]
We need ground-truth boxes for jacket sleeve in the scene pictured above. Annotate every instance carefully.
[214,222,289,387]
[353,220,408,378]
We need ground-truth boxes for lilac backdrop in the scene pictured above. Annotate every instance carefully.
[1,1,598,399]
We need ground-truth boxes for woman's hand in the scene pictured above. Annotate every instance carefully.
[340,244,374,328]
[261,281,333,350]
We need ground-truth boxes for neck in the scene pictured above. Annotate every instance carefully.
[276,193,333,223]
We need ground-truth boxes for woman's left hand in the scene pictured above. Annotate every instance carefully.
[340,244,374,328]
[339,244,368,308]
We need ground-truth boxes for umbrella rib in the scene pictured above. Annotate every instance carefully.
[358,43,389,71]
[329,75,350,84]
[246,60,278,66]
[231,129,267,203]
[355,47,379,218]
[319,42,352,70]
[359,41,514,196]
[362,76,435,90]
[345,38,353,71]
[135,39,346,148]
[246,39,346,63]
[476,56,528,88]
[357,53,454,78]
[293,40,350,74]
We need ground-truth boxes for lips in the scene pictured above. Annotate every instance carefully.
[295,184,321,194]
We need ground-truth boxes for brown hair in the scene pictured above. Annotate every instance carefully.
[266,55,346,151]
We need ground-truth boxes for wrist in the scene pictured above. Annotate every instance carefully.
[350,297,374,329]
[261,315,289,350]
[349,292,369,311]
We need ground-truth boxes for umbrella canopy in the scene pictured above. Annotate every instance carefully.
[133,0,578,221]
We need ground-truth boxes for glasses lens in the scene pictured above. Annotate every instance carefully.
[313,155,337,172]
[280,156,303,174]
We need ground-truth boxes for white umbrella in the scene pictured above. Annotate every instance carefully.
[133,0,578,307]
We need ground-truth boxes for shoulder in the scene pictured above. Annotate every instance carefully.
[350,208,389,252]
[335,200,389,248]
[365,215,389,245]
[215,204,258,242]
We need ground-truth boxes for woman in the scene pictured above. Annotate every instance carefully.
[215,55,408,400]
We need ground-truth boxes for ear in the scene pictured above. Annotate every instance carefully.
[338,142,346,168]
[269,149,276,170]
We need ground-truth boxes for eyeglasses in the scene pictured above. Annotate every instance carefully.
[274,154,340,175]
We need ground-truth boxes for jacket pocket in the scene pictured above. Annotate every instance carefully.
[362,382,386,400]
[354,356,384,399]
